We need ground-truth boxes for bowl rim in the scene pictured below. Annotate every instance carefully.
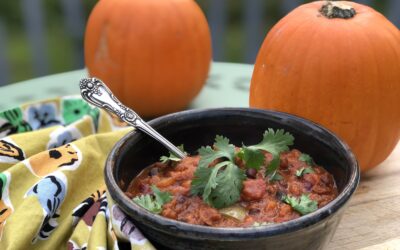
[105,107,360,239]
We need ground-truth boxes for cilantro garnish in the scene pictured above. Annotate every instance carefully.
[238,147,265,170]
[252,221,273,227]
[132,185,172,214]
[282,194,318,215]
[191,161,246,209]
[190,129,294,208]
[160,145,186,164]
[249,129,294,155]
[295,167,315,177]
[191,136,246,208]
[245,129,294,179]
[299,153,315,166]
[206,162,246,208]
[269,172,283,181]
[197,135,236,169]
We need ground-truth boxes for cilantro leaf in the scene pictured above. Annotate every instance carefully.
[265,156,280,180]
[299,153,315,166]
[295,167,315,177]
[191,161,246,209]
[160,155,181,164]
[160,145,186,164]
[153,185,173,205]
[252,221,272,227]
[269,171,283,182]
[203,161,230,202]
[207,162,246,208]
[249,129,294,155]
[236,149,245,160]
[132,185,172,214]
[247,129,294,180]
[190,164,213,196]
[240,147,265,170]
[197,146,220,168]
[191,130,293,209]
[197,135,235,169]
[283,194,318,215]
[133,195,158,212]
[214,135,235,155]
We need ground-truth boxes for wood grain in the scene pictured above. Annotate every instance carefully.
[359,238,400,250]
[327,141,400,249]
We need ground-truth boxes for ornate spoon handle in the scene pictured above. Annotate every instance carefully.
[79,77,186,159]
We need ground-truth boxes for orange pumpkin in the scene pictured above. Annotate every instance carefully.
[85,0,211,117]
[250,1,400,171]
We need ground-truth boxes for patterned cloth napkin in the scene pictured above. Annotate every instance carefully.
[0,96,155,249]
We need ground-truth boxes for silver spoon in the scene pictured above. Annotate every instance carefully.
[79,77,186,159]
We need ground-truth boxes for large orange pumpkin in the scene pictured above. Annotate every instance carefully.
[250,1,400,171]
[85,0,211,117]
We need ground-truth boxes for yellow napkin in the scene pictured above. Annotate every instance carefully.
[0,96,155,250]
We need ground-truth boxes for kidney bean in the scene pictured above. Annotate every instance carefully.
[176,195,187,204]
[248,208,260,215]
[148,167,159,176]
[245,168,257,179]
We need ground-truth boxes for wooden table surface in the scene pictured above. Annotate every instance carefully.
[328,142,400,250]
[1,62,399,249]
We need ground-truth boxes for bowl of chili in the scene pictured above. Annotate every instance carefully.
[105,108,359,250]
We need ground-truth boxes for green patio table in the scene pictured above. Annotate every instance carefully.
[0,62,400,249]
[0,62,252,112]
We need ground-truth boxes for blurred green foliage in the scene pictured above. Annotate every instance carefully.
[0,0,97,83]
[0,0,391,83]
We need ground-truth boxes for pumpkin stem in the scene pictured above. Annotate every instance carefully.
[320,1,356,19]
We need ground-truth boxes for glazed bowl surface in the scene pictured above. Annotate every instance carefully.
[105,108,359,250]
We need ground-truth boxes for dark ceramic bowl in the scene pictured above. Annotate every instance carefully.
[105,108,359,250]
